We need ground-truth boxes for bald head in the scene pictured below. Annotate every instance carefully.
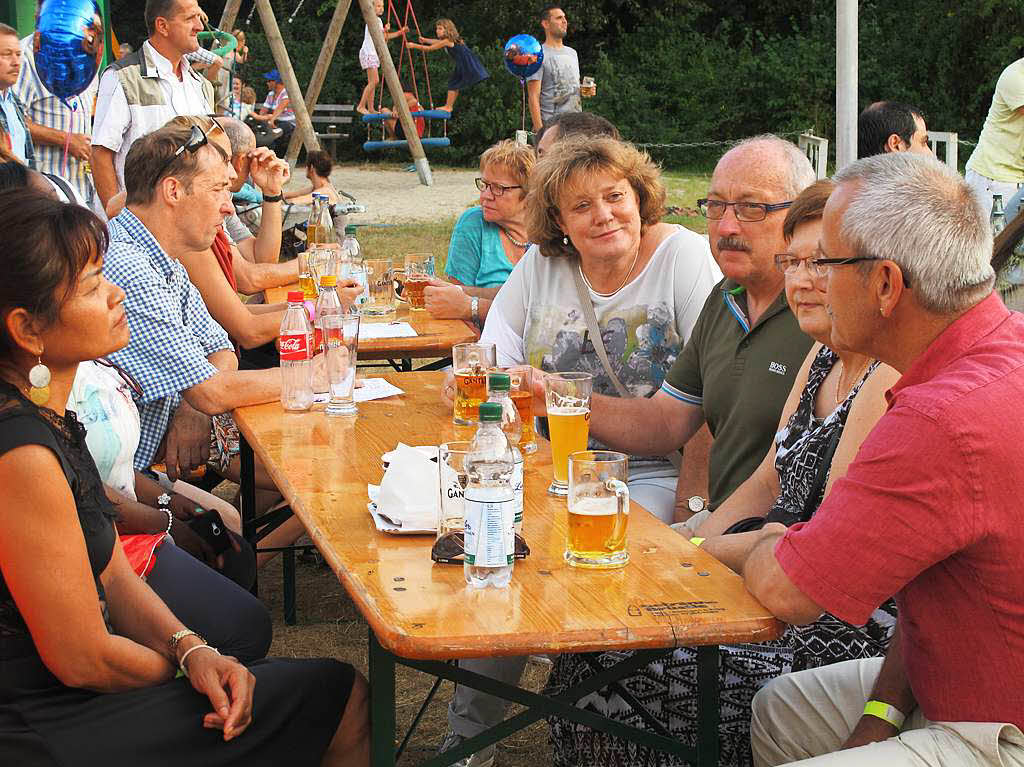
[717,135,816,200]
[219,116,257,157]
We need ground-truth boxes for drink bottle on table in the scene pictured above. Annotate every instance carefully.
[566,450,630,569]
[543,372,593,496]
[312,275,344,394]
[280,290,314,411]
[341,224,369,306]
[452,342,496,425]
[463,402,516,589]
[486,372,524,534]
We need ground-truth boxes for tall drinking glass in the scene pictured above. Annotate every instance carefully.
[504,365,536,454]
[566,451,629,568]
[324,313,360,416]
[452,342,496,425]
[403,253,432,310]
[543,372,592,496]
[438,441,472,538]
[363,258,397,318]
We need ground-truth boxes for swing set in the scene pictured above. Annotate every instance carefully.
[358,0,451,153]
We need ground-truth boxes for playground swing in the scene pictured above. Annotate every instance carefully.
[360,0,451,152]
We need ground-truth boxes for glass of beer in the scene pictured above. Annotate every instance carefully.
[581,75,597,98]
[438,441,472,538]
[566,450,629,569]
[543,372,592,496]
[403,253,432,310]
[363,257,397,317]
[323,313,360,416]
[504,365,536,454]
[452,342,496,425]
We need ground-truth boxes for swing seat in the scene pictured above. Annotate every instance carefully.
[361,110,452,122]
[363,137,451,151]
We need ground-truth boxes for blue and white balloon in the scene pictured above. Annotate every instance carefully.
[34,0,104,100]
[503,34,543,79]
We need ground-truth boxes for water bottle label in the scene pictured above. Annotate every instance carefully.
[279,333,310,361]
[463,494,515,566]
[513,460,523,528]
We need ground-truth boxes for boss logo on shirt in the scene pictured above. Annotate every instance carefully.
[768,361,788,376]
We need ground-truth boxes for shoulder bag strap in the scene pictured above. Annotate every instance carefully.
[801,421,843,520]
[570,260,681,468]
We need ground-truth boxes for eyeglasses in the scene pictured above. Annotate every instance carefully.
[808,254,912,288]
[774,253,827,278]
[697,198,793,222]
[430,530,531,564]
[156,123,215,181]
[475,178,522,197]
[94,357,144,400]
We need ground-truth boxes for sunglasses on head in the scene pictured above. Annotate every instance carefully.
[156,120,222,180]
[430,530,531,565]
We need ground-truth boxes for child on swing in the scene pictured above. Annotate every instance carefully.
[356,0,408,114]
[407,18,489,114]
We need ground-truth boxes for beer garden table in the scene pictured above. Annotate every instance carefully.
[266,283,478,371]
[233,372,782,767]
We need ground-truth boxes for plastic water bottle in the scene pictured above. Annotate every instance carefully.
[313,274,343,355]
[486,372,524,534]
[463,402,516,588]
[992,194,1006,237]
[280,290,313,411]
[342,225,369,306]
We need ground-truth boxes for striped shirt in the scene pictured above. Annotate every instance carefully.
[14,36,96,203]
[104,210,232,470]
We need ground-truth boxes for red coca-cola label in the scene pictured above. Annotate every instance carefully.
[279,333,310,361]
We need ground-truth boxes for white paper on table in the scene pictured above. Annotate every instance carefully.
[354,378,405,402]
[359,322,418,340]
[367,484,436,535]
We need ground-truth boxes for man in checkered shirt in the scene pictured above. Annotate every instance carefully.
[103,122,280,480]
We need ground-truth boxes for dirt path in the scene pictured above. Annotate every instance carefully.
[323,162,480,225]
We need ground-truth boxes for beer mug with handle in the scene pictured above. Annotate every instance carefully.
[566,451,629,568]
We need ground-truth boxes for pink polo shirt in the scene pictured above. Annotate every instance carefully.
[776,292,1024,728]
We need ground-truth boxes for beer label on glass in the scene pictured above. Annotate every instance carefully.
[463,490,515,566]
[279,333,310,361]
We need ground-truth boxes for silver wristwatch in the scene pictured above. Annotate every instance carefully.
[686,495,708,513]
[470,296,480,326]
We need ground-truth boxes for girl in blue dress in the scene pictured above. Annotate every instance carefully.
[407,18,489,114]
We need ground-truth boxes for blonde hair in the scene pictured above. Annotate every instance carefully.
[435,18,462,44]
[479,140,535,193]
[526,136,666,259]
[241,86,257,105]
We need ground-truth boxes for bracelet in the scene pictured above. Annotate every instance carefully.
[863,700,906,729]
[262,192,283,202]
[179,643,219,678]
[689,537,706,547]
[163,508,173,536]
[168,628,204,655]
[470,296,480,326]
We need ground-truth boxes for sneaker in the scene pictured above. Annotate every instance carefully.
[436,729,496,767]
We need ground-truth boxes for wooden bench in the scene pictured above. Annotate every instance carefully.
[310,103,359,157]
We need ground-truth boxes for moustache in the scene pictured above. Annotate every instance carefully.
[716,237,751,253]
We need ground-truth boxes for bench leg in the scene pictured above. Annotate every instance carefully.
[369,631,397,767]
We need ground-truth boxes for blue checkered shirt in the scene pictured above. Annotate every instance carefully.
[104,210,232,470]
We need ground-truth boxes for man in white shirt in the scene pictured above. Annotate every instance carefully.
[526,6,581,132]
[0,23,33,166]
[91,0,212,210]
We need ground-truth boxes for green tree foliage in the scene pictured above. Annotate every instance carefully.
[107,0,1024,168]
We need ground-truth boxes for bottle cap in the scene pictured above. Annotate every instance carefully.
[487,372,511,391]
[319,274,337,287]
[479,402,503,422]
[287,290,304,303]
[345,224,357,235]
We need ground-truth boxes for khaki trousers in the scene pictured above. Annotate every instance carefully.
[751,658,1024,767]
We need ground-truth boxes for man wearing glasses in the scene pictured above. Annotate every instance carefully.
[588,135,816,520]
[743,152,1024,767]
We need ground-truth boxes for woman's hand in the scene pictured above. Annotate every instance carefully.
[424,278,471,319]
[441,371,457,409]
[337,279,364,309]
[169,493,203,522]
[185,648,256,741]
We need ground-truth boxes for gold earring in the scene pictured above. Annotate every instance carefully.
[28,356,51,406]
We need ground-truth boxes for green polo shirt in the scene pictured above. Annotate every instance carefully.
[661,279,813,510]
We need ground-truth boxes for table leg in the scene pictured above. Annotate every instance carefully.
[240,434,258,597]
[369,630,397,767]
[695,644,721,767]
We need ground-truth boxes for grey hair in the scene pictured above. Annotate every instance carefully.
[728,134,816,199]
[832,153,995,314]
[219,116,257,156]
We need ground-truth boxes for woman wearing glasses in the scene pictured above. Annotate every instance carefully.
[0,191,368,765]
[546,180,901,767]
[423,140,535,325]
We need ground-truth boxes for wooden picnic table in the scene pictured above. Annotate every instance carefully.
[234,372,782,766]
[266,283,479,369]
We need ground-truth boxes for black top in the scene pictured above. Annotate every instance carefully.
[0,381,117,665]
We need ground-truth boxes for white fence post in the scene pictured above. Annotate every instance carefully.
[929,132,959,170]
[799,133,830,179]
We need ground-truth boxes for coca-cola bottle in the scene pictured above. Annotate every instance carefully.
[280,290,313,411]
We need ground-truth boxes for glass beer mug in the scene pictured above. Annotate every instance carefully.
[565,450,629,569]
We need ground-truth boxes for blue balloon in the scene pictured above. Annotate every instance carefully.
[34,0,104,101]
[503,34,543,79]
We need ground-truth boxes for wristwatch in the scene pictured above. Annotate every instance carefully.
[686,496,708,513]
[262,191,283,202]
[470,296,480,326]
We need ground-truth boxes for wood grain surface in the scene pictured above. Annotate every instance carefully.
[234,372,783,660]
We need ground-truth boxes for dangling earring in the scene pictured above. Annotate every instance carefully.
[28,356,51,406]
[562,234,569,246]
